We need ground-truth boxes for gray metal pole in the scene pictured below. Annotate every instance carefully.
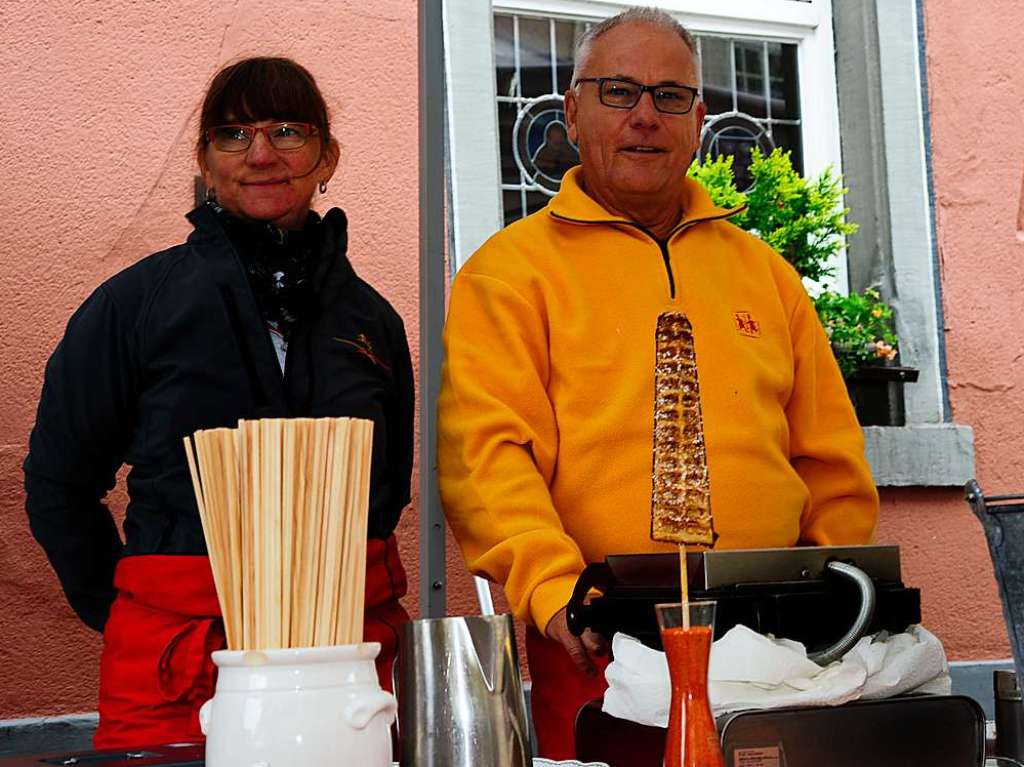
[418,0,447,618]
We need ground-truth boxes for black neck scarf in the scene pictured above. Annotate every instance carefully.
[211,201,324,340]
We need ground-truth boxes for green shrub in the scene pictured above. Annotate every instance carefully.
[688,148,856,283]
[688,148,899,378]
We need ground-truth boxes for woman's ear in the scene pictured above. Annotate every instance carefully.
[322,137,340,184]
[198,151,214,193]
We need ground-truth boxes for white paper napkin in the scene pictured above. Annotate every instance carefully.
[603,624,950,728]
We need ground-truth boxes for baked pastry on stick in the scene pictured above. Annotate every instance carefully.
[650,312,714,546]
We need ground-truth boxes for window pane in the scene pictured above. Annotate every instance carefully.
[502,190,524,227]
[498,102,520,186]
[555,19,580,93]
[771,124,804,175]
[734,41,767,118]
[768,42,800,120]
[495,15,516,98]
[519,17,554,98]
[699,36,733,116]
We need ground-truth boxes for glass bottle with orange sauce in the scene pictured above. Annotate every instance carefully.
[655,601,726,767]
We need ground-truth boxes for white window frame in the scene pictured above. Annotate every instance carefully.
[447,0,842,277]
[442,0,974,485]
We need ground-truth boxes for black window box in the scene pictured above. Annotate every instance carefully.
[845,364,919,427]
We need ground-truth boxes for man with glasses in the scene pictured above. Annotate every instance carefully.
[438,8,878,758]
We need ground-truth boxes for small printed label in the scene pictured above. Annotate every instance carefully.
[734,746,781,767]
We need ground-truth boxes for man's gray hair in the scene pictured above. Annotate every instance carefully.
[571,7,697,85]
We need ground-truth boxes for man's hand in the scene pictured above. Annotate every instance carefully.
[545,606,609,677]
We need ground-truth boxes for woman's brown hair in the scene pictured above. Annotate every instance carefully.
[196,57,333,164]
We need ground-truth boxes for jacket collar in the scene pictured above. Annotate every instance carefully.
[548,165,743,231]
[182,203,356,417]
[186,203,354,290]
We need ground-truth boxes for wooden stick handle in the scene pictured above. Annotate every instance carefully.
[679,544,690,630]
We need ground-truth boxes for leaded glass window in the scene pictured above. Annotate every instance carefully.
[494,12,803,225]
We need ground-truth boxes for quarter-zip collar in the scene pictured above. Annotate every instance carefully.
[547,166,744,298]
[549,165,743,232]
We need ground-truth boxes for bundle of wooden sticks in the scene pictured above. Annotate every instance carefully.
[183,417,374,651]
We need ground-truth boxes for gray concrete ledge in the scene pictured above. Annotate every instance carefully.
[0,713,96,757]
[950,659,1012,720]
[862,423,975,487]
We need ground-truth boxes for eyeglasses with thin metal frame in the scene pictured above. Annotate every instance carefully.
[574,77,700,115]
[206,122,318,153]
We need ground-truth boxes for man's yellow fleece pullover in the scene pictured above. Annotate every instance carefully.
[438,167,879,635]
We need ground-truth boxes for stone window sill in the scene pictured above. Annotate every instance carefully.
[862,424,975,487]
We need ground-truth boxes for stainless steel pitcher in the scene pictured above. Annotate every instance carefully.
[397,613,531,767]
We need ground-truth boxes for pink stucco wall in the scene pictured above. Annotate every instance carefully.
[896,0,1024,660]
[3,0,1024,726]
[0,1,421,719]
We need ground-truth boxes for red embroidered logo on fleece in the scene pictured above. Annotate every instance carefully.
[734,311,761,338]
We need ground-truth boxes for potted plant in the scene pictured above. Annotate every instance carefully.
[813,289,918,426]
[688,149,916,425]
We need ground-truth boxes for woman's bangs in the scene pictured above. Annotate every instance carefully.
[209,62,323,126]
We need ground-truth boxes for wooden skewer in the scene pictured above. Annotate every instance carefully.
[350,420,374,644]
[328,418,352,645]
[339,418,363,645]
[280,419,293,649]
[214,429,241,649]
[315,419,341,646]
[242,419,260,650]
[289,419,310,647]
[221,428,242,650]
[679,544,690,630]
[265,419,283,649]
[335,418,355,645]
[303,417,329,647]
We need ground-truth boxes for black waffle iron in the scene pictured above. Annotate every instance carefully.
[566,545,921,663]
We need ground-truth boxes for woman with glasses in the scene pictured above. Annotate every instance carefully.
[23,57,414,748]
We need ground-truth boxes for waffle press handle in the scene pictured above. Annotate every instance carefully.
[566,563,614,636]
[808,560,877,665]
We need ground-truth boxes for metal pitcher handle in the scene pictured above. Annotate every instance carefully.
[808,560,877,665]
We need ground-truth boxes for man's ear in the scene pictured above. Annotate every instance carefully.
[564,87,579,146]
[693,100,707,143]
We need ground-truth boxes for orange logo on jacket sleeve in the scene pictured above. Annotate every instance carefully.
[734,312,761,338]
[333,333,392,372]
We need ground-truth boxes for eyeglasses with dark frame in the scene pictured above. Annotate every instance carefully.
[206,122,318,153]
[574,77,700,115]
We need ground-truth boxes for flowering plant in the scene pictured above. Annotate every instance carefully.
[812,289,899,378]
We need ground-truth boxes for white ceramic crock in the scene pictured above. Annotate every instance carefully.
[200,642,396,767]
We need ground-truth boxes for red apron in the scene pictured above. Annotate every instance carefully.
[525,627,610,761]
[94,535,408,749]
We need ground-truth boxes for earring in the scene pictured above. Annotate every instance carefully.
[318,180,328,194]
[205,186,217,202]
